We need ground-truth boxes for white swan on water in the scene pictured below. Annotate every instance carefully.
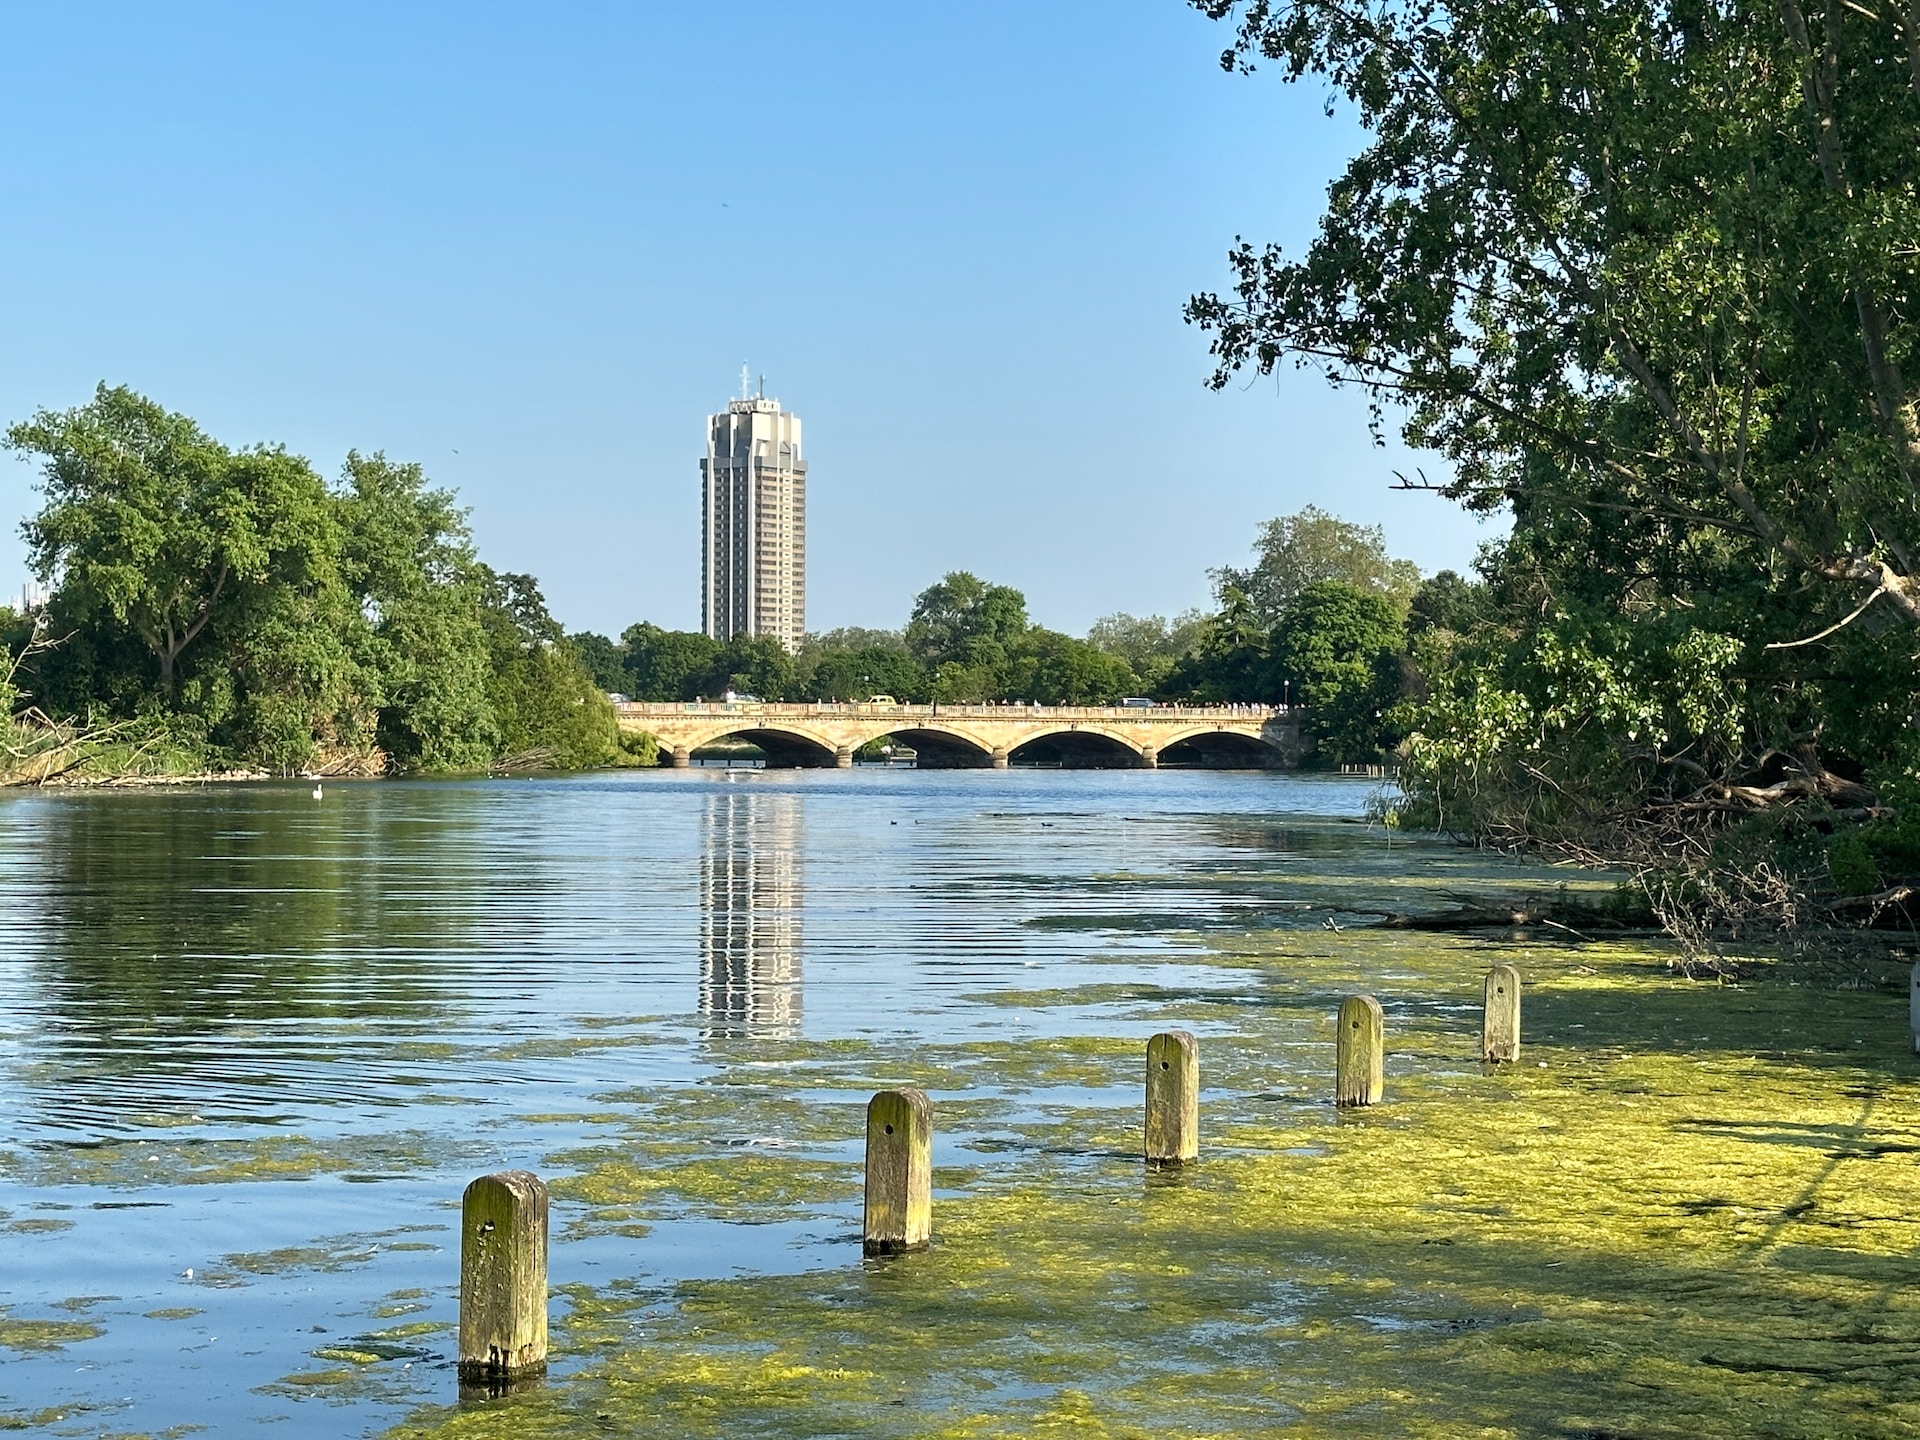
[312,783,323,801]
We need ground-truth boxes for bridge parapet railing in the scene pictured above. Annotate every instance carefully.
[611,701,1291,720]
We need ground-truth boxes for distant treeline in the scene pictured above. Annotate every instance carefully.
[575,507,1474,766]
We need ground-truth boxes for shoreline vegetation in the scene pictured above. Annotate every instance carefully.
[1173,0,1920,959]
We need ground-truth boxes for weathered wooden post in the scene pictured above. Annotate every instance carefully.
[458,1170,549,1384]
[863,1088,932,1255]
[1910,961,1919,1054]
[1336,995,1384,1107]
[1482,964,1522,1063]
[1144,1029,1199,1165]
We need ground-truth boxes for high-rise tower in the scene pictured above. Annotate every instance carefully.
[701,376,806,653]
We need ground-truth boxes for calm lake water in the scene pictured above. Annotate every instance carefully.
[0,768,1422,1436]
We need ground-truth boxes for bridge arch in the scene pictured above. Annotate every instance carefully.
[870,725,997,769]
[1006,725,1149,769]
[672,722,842,769]
[1153,726,1284,769]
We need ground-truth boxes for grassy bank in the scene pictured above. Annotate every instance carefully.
[379,926,1920,1439]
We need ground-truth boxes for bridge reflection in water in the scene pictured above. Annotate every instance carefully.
[697,789,803,1039]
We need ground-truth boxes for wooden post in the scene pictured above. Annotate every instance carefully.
[1482,964,1522,1063]
[1144,1029,1199,1165]
[1336,995,1384,1107]
[863,1088,932,1255]
[458,1170,549,1383]
[1910,961,1919,1055]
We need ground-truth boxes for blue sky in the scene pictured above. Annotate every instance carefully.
[0,2,1495,638]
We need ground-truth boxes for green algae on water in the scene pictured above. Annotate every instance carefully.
[0,1310,104,1353]
[386,927,1920,1440]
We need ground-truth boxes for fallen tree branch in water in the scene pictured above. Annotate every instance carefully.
[1375,893,1643,934]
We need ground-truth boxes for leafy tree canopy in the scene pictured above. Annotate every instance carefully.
[1007,629,1139,705]
[341,451,496,772]
[1088,610,1209,691]
[1189,0,1920,633]
[1407,570,1490,637]
[569,631,626,693]
[8,387,608,776]
[479,568,619,769]
[804,646,927,702]
[1189,0,1920,899]
[906,572,1029,668]
[801,626,908,656]
[1270,581,1408,763]
[619,624,722,702]
[1214,506,1420,626]
[10,385,344,702]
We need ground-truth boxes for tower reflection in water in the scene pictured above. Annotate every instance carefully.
[697,788,803,1039]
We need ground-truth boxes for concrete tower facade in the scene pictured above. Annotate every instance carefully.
[701,384,806,653]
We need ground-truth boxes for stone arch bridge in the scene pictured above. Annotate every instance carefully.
[614,701,1303,769]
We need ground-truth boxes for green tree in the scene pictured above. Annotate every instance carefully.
[621,624,722,701]
[479,569,618,769]
[568,631,626,694]
[338,452,497,772]
[706,634,797,700]
[928,660,1005,705]
[1188,0,1920,867]
[1163,584,1272,702]
[1088,610,1208,691]
[801,626,908,656]
[10,386,351,702]
[803,646,927,702]
[1270,581,1406,763]
[906,572,1029,669]
[9,385,363,770]
[1407,570,1489,638]
[1214,507,1420,628]
[0,606,46,731]
[1007,629,1138,705]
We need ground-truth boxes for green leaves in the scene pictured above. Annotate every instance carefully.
[905,572,1031,669]
[1195,0,1920,884]
[1269,581,1408,763]
[1190,0,1920,621]
[7,390,605,776]
[1212,505,1422,627]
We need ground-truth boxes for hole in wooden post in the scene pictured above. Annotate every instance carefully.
[1482,965,1522,1063]
[1144,1030,1199,1165]
[1336,995,1384,1107]
[458,1171,549,1386]
[864,1090,932,1255]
